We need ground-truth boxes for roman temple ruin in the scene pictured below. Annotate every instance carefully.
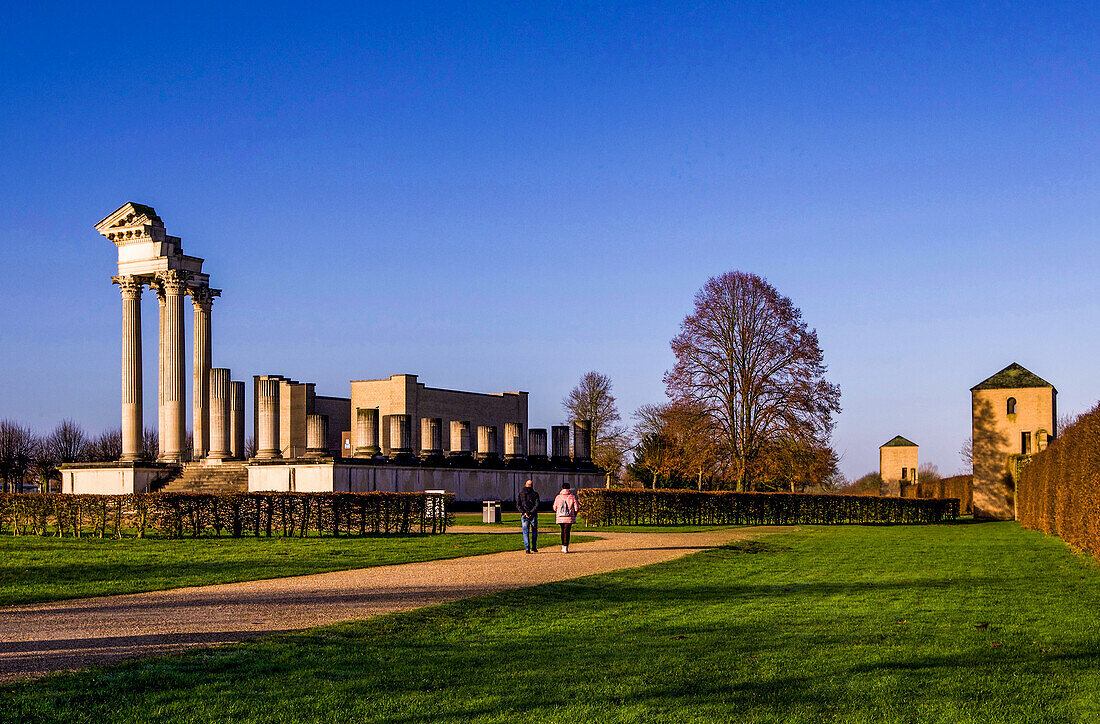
[60,203,606,500]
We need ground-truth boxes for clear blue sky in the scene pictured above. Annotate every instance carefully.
[2,2,1099,479]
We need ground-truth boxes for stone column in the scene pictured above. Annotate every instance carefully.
[449,421,472,456]
[190,287,215,460]
[229,381,245,459]
[528,428,548,458]
[551,425,571,465]
[573,420,592,463]
[504,422,525,460]
[305,414,329,457]
[421,417,443,458]
[354,407,380,457]
[207,368,231,460]
[389,414,413,455]
[114,276,144,461]
[153,281,166,458]
[477,425,498,461]
[255,377,281,459]
[158,270,188,463]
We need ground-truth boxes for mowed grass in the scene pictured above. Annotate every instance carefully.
[0,533,528,606]
[6,522,1100,723]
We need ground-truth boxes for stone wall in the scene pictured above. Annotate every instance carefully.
[247,460,601,502]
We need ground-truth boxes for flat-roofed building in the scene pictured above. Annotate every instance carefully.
[349,374,528,457]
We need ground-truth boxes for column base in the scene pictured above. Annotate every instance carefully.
[389,450,418,465]
[477,453,504,469]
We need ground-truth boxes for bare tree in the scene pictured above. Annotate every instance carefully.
[562,371,631,478]
[630,402,720,489]
[142,427,159,462]
[918,462,941,484]
[0,420,37,492]
[88,429,122,462]
[665,271,841,491]
[958,437,973,475]
[46,419,89,464]
[31,435,60,492]
[245,436,257,459]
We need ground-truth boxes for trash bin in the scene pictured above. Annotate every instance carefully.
[482,499,501,523]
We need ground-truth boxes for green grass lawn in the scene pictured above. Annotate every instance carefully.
[454,511,728,533]
[0,533,530,606]
[6,522,1100,723]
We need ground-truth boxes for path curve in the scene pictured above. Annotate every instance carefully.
[0,526,789,681]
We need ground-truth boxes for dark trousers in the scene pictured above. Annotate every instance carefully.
[559,522,572,546]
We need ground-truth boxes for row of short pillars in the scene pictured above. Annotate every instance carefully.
[353,408,592,462]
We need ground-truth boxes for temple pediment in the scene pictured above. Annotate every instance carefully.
[97,202,206,283]
[95,202,168,245]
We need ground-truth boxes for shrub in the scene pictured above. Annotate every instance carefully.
[916,475,973,515]
[1018,404,1100,558]
[577,488,958,526]
[0,491,453,538]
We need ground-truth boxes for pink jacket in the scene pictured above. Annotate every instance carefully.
[553,490,580,523]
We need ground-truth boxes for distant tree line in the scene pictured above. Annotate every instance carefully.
[0,419,138,492]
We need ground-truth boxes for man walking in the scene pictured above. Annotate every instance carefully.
[517,479,540,553]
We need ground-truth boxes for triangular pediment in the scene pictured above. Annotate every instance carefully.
[880,435,917,448]
[95,202,162,233]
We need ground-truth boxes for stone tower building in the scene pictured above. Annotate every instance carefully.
[879,436,918,497]
[970,362,1056,520]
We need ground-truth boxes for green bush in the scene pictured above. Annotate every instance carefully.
[0,491,452,538]
[578,488,958,526]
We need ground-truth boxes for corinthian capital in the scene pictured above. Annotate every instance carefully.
[112,275,145,299]
[155,269,190,295]
[187,285,220,311]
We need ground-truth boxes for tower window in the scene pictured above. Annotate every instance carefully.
[1021,431,1032,455]
[901,468,907,480]
[1007,397,1017,415]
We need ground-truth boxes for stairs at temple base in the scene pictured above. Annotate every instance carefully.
[156,460,249,494]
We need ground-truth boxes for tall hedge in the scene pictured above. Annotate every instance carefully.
[916,475,973,515]
[0,491,452,538]
[578,488,958,526]
[1018,405,1100,557]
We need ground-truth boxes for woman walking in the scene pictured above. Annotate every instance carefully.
[553,482,580,553]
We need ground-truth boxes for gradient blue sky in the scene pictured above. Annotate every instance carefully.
[2,2,1099,478]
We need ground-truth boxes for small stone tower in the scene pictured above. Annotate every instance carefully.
[879,436,918,497]
[970,362,1056,520]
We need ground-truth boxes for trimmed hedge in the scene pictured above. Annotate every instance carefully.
[0,492,452,538]
[1018,405,1100,558]
[916,475,973,515]
[578,488,958,526]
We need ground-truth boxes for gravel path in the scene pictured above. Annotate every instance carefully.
[0,526,788,681]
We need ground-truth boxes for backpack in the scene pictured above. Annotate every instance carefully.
[557,496,572,516]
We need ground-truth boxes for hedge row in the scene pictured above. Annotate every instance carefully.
[915,475,973,515]
[577,488,959,526]
[1017,405,1100,558]
[0,492,452,538]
